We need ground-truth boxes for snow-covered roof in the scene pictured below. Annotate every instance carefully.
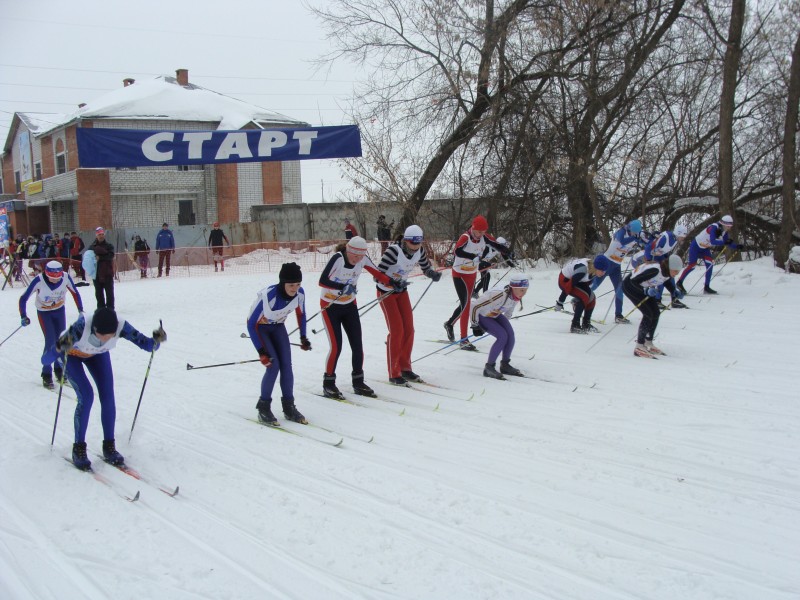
[36,75,307,137]
[17,112,69,136]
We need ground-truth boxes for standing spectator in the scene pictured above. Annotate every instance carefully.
[90,227,115,310]
[12,233,24,280]
[25,235,41,274]
[155,222,175,277]
[207,221,230,272]
[70,231,87,283]
[344,218,358,240]
[376,215,394,253]
[133,235,151,278]
[58,231,71,270]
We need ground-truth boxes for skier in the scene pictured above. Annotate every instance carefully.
[47,307,167,470]
[155,222,175,277]
[622,253,683,358]
[470,273,530,380]
[207,222,230,272]
[630,225,689,308]
[133,235,151,278]
[443,215,510,350]
[555,255,609,333]
[676,215,741,294]
[472,236,514,299]
[318,236,394,399]
[590,219,645,324]
[19,260,84,389]
[246,262,311,426]
[376,225,442,385]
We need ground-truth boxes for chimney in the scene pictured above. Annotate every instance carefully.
[123,78,135,87]
[78,103,86,108]
[176,69,189,86]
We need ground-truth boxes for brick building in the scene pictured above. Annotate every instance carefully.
[0,69,307,236]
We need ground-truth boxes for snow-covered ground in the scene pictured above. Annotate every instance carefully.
[1,255,798,600]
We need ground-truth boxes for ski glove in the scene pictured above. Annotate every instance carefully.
[257,347,272,367]
[478,261,490,271]
[390,279,408,293]
[425,269,442,282]
[300,336,312,351]
[341,283,357,297]
[152,325,167,344]
[472,325,485,337]
[56,332,74,353]
[21,316,30,327]
[645,287,660,298]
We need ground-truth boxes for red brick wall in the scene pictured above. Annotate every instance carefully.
[2,155,15,195]
[216,163,239,223]
[66,125,80,171]
[76,169,111,230]
[40,135,55,179]
[27,206,50,235]
[262,162,283,205]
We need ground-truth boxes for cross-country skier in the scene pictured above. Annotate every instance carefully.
[470,273,529,380]
[622,254,683,358]
[676,215,742,294]
[47,307,166,470]
[630,225,689,308]
[590,219,645,324]
[247,262,310,426]
[19,260,84,389]
[376,225,442,385]
[556,255,608,333]
[473,236,515,299]
[443,215,510,350]
[318,236,394,399]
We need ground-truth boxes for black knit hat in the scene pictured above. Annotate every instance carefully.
[278,262,302,284]
[92,308,119,335]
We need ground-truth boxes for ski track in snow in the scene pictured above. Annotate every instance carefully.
[1,258,799,599]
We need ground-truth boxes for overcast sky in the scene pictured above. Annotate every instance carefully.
[0,0,359,202]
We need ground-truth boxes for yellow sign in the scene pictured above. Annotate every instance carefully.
[25,180,43,195]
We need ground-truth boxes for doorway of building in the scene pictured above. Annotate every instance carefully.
[177,199,195,226]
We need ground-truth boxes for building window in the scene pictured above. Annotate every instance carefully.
[177,199,195,225]
[55,153,66,175]
[34,162,42,181]
[177,165,189,171]
[14,171,21,193]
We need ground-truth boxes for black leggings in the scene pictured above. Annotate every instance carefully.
[320,302,364,377]
[622,276,659,344]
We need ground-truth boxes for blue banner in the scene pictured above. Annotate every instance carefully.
[76,126,362,168]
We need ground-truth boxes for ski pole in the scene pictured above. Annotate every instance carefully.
[187,358,261,371]
[289,290,345,337]
[50,354,69,447]
[585,296,649,353]
[238,332,301,346]
[684,247,732,294]
[412,334,482,363]
[412,278,435,311]
[128,346,156,443]
[0,325,23,348]
[444,334,489,355]
[358,289,395,318]
[511,305,558,319]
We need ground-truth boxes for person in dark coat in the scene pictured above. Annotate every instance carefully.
[376,215,394,253]
[207,221,230,272]
[133,235,151,278]
[89,227,115,310]
[155,222,176,277]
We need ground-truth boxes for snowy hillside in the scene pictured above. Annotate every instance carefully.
[1,257,798,600]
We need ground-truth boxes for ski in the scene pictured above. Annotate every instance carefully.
[96,456,180,497]
[64,457,140,502]
[247,418,343,447]
[407,379,475,401]
[308,422,374,444]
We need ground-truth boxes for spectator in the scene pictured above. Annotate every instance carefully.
[70,231,87,283]
[344,218,358,240]
[89,227,115,310]
[377,215,394,253]
[155,222,176,277]
[207,221,230,272]
[58,231,72,270]
[133,235,151,278]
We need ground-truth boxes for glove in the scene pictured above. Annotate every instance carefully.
[478,261,490,271]
[472,325,485,337]
[56,331,74,353]
[554,301,564,312]
[341,283,357,297]
[21,316,30,327]
[390,279,408,293]
[152,325,167,344]
[425,269,442,282]
[673,288,685,300]
[300,336,312,351]
[645,287,660,298]
[257,347,272,367]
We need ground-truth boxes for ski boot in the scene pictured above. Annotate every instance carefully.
[483,362,506,380]
[389,376,407,386]
[703,286,717,294]
[352,372,377,398]
[323,373,344,399]
[255,397,278,426]
[499,360,523,377]
[72,442,92,471]
[671,299,688,309]
[42,373,55,390]
[102,439,125,466]
[400,370,422,383]
[570,324,587,334]
[633,343,656,359]
[281,398,307,424]
[582,323,599,333]
[614,315,630,324]
[676,281,687,295]
[459,340,478,351]
[443,321,455,342]
[645,341,666,356]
